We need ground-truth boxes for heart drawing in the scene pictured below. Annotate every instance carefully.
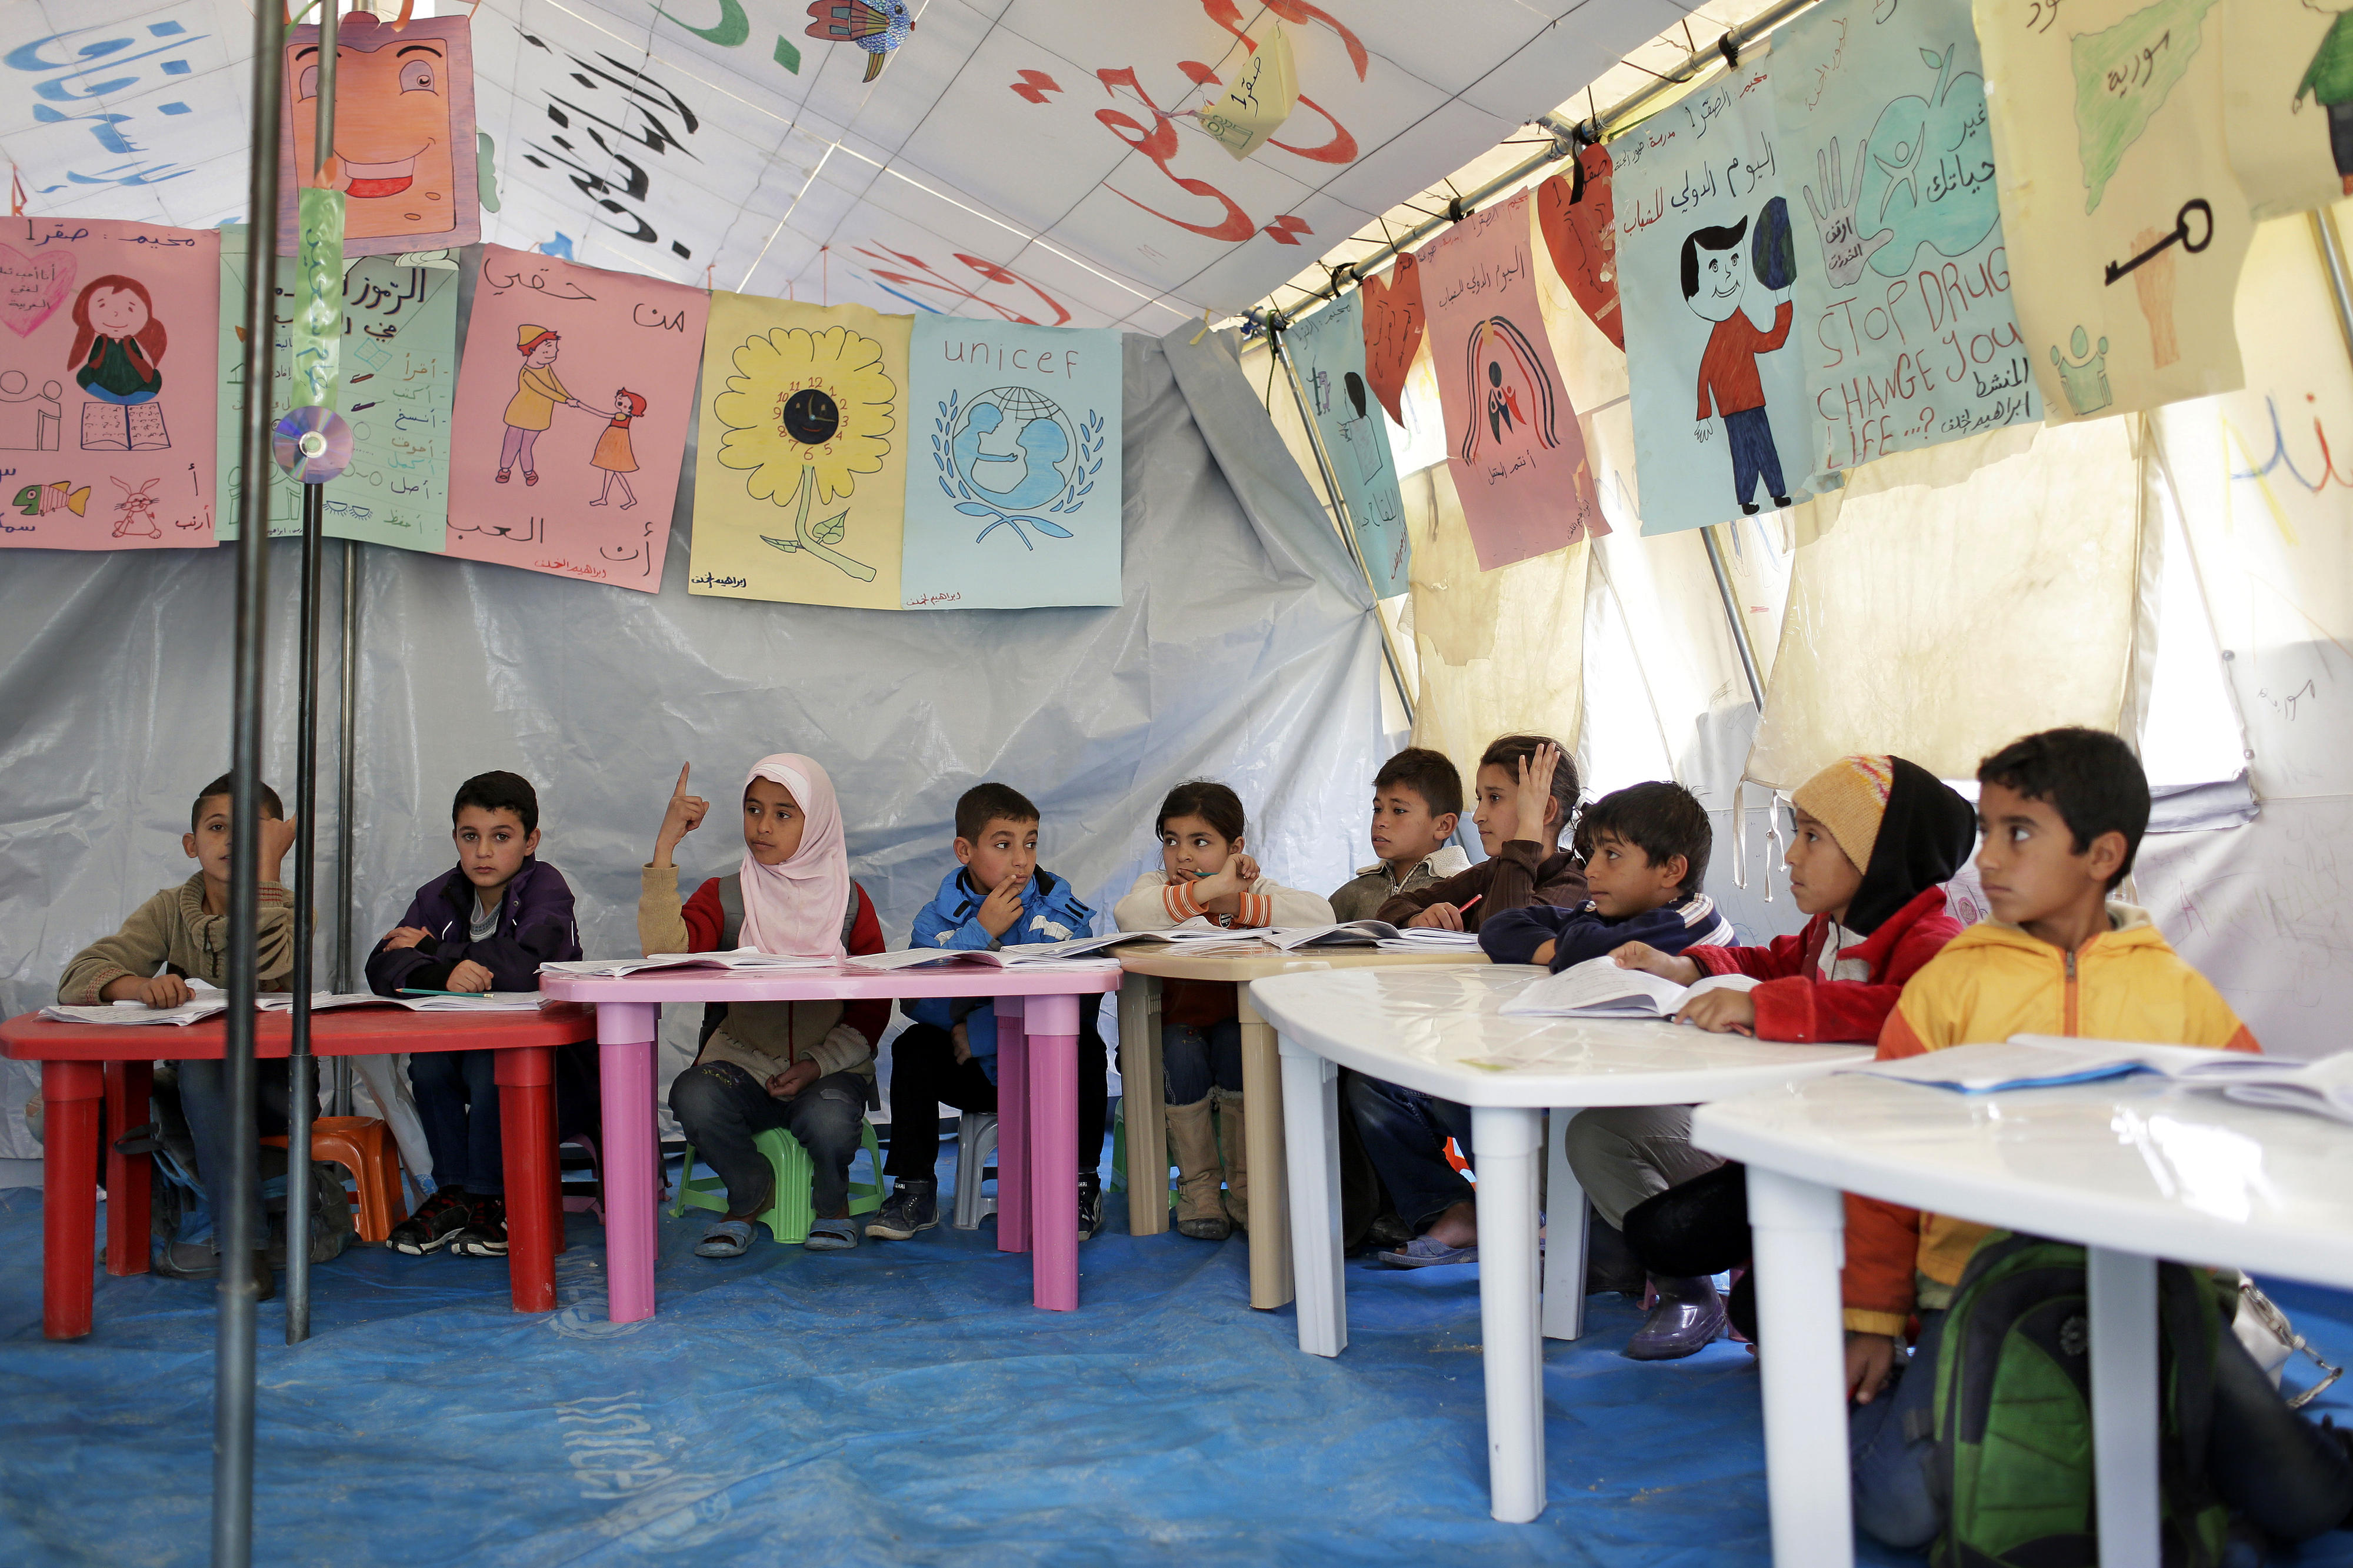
[1359,249,1425,427]
[0,245,78,339]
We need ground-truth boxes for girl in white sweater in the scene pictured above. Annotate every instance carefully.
[1114,781,1332,1240]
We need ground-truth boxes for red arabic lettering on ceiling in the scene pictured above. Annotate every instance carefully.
[855,245,1074,326]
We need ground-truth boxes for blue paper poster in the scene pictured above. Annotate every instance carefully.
[1284,292,1409,597]
[902,316,1122,610]
[1772,0,2037,477]
[1614,61,1817,534]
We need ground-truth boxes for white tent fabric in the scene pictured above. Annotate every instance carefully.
[0,321,1387,1161]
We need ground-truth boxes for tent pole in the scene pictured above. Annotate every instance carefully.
[219,0,288,1554]
[330,539,359,1117]
[2310,208,2353,372]
[1267,329,1418,730]
[1702,523,1767,712]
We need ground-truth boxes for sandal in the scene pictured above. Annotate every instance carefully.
[694,1219,755,1258]
[1377,1235,1479,1269]
[803,1216,861,1252]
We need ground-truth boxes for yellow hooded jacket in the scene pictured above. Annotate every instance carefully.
[1842,904,2259,1335]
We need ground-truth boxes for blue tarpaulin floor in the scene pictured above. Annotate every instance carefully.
[4,1150,2352,1567]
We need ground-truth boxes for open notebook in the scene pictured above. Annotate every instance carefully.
[842,928,1254,972]
[539,948,841,979]
[1499,956,1759,1020]
[1844,1037,2353,1124]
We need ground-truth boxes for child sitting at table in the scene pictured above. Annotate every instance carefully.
[1377,735,1586,932]
[1833,728,2353,1553]
[640,756,886,1257]
[57,773,296,1300]
[1582,756,1976,1359]
[868,782,1112,1243]
[1114,780,1333,1240]
[1328,748,1469,923]
[366,770,582,1259]
[1362,781,1731,1269]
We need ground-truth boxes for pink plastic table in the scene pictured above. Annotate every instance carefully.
[536,960,1125,1322]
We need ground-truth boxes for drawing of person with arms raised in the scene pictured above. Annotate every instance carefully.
[1683,218,1794,515]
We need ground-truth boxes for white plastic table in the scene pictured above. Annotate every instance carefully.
[1248,965,1872,1523]
[539,960,1123,1322]
[1692,1071,2353,1568]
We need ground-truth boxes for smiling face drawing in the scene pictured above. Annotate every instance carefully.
[285,14,469,241]
[1685,241,1747,322]
[85,286,149,341]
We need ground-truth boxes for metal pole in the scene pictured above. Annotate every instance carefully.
[331,539,359,1117]
[1701,523,1767,711]
[283,0,337,1348]
[2310,208,2353,372]
[219,0,288,1557]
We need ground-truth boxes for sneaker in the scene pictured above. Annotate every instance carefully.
[1078,1174,1103,1241]
[388,1186,473,1256]
[866,1179,938,1240]
[451,1195,509,1257]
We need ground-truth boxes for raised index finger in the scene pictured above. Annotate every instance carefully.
[674,762,692,796]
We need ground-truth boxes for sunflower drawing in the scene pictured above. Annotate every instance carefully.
[713,323,896,582]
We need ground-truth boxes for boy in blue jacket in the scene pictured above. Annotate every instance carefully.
[366,770,582,1258]
[869,783,1111,1242]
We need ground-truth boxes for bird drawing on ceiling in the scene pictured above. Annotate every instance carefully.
[805,0,914,82]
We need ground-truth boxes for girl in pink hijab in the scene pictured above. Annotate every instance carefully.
[639,754,885,1256]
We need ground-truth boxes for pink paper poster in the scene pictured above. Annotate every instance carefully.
[0,219,219,551]
[445,246,708,590]
[1415,194,1604,571]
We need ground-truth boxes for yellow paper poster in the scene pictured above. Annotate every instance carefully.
[1976,0,2255,419]
[1198,23,1299,160]
[690,291,908,610]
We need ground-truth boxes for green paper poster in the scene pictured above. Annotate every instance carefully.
[216,227,457,549]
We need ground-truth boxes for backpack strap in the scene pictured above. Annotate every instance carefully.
[842,883,862,950]
[715,872,744,950]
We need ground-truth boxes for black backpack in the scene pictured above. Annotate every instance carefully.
[113,1066,354,1276]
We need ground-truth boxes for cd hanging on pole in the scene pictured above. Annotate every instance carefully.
[272,406,353,484]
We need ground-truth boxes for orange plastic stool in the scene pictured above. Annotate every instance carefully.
[262,1117,409,1243]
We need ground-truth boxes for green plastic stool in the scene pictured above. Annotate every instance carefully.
[672,1121,884,1244]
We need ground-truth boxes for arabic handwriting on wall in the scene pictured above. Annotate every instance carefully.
[4,15,218,192]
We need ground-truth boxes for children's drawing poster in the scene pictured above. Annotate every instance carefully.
[1537,147,1625,351]
[902,316,1121,610]
[216,230,458,551]
[1974,0,2254,419]
[690,292,909,611]
[1361,250,1427,425]
[0,218,217,551]
[1614,61,1817,534]
[2220,0,2353,218]
[1283,293,1410,596]
[445,246,706,590]
[1772,0,2038,479]
[275,12,481,259]
[1415,194,1604,571]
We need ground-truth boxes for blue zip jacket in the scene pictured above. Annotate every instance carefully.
[364,858,582,996]
[1478,892,1734,972]
[902,865,1094,1084]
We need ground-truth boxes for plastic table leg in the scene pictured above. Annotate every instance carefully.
[1471,1104,1545,1523]
[595,1003,660,1323]
[2088,1246,2161,1565]
[1747,1165,1854,1568]
[994,996,1029,1256]
[1117,975,1166,1236]
[104,1061,152,1278]
[1541,1111,1588,1341]
[1279,1036,1345,1357]
[42,1059,104,1340]
[1025,992,1080,1311]
[495,1045,558,1313]
[1235,992,1293,1310]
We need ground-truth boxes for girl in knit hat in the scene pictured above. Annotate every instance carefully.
[1567,755,1976,1360]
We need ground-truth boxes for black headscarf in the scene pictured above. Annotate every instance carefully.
[1844,756,1977,936]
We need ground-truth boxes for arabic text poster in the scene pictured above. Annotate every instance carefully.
[444,246,707,590]
[275,12,481,259]
[1283,293,1410,596]
[1614,61,1817,535]
[216,231,458,551]
[1975,0,2254,419]
[2220,0,2353,218]
[0,218,218,552]
[1415,194,1604,571]
[901,316,1121,610]
[690,292,909,611]
[1773,0,2038,479]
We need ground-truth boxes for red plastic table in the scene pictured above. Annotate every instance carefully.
[536,960,1126,1322]
[0,1003,596,1339]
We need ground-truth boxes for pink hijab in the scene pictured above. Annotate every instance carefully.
[737,754,851,958]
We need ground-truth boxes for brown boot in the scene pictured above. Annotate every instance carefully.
[1164,1096,1231,1240]
[1213,1087,1248,1232]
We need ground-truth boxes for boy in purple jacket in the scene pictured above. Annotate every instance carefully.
[366,771,581,1257]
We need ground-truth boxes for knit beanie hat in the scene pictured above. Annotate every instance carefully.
[1791,755,1897,875]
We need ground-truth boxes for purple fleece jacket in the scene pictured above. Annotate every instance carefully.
[364,858,582,995]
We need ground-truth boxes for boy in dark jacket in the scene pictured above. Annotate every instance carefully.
[868,783,1112,1243]
[367,770,581,1257]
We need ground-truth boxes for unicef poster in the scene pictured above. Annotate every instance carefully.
[900,316,1121,610]
[1282,293,1409,598]
[1772,0,2037,479]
